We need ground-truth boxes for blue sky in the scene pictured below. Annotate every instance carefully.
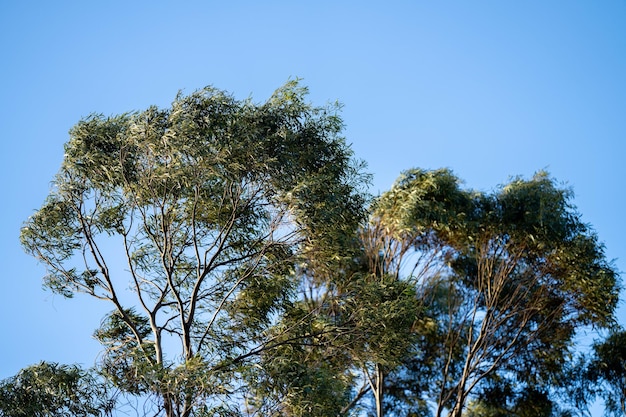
[1,0,625,411]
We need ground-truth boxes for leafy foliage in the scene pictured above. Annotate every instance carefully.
[363,168,619,417]
[18,81,620,417]
[0,362,114,417]
[573,330,626,417]
[20,81,368,417]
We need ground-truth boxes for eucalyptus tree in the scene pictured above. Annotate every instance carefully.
[369,169,619,417]
[20,81,368,417]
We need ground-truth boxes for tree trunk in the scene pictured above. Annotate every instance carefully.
[448,387,466,417]
[375,363,384,417]
[164,393,176,417]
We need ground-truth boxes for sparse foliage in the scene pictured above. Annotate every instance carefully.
[589,330,626,416]
[571,330,626,417]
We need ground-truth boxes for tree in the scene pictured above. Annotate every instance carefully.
[20,81,368,417]
[367,169,619,417]
[260,168,620,417]
[0,362,114,417]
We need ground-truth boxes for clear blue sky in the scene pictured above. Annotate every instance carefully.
[1,0,624,411]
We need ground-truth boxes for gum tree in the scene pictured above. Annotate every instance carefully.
[20,81,367,417]
[369,169,619,417]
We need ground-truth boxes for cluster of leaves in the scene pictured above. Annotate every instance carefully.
[589,331,626,415]
[565,330,626,417]
[0,362,114,417]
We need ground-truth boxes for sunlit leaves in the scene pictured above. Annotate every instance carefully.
[373,168,474,241]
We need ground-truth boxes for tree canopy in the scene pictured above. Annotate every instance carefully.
[362,168,619,417]
[15,82,621,417]
[19,80,368,417]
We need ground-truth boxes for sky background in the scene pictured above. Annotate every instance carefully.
[1,1,625,414]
